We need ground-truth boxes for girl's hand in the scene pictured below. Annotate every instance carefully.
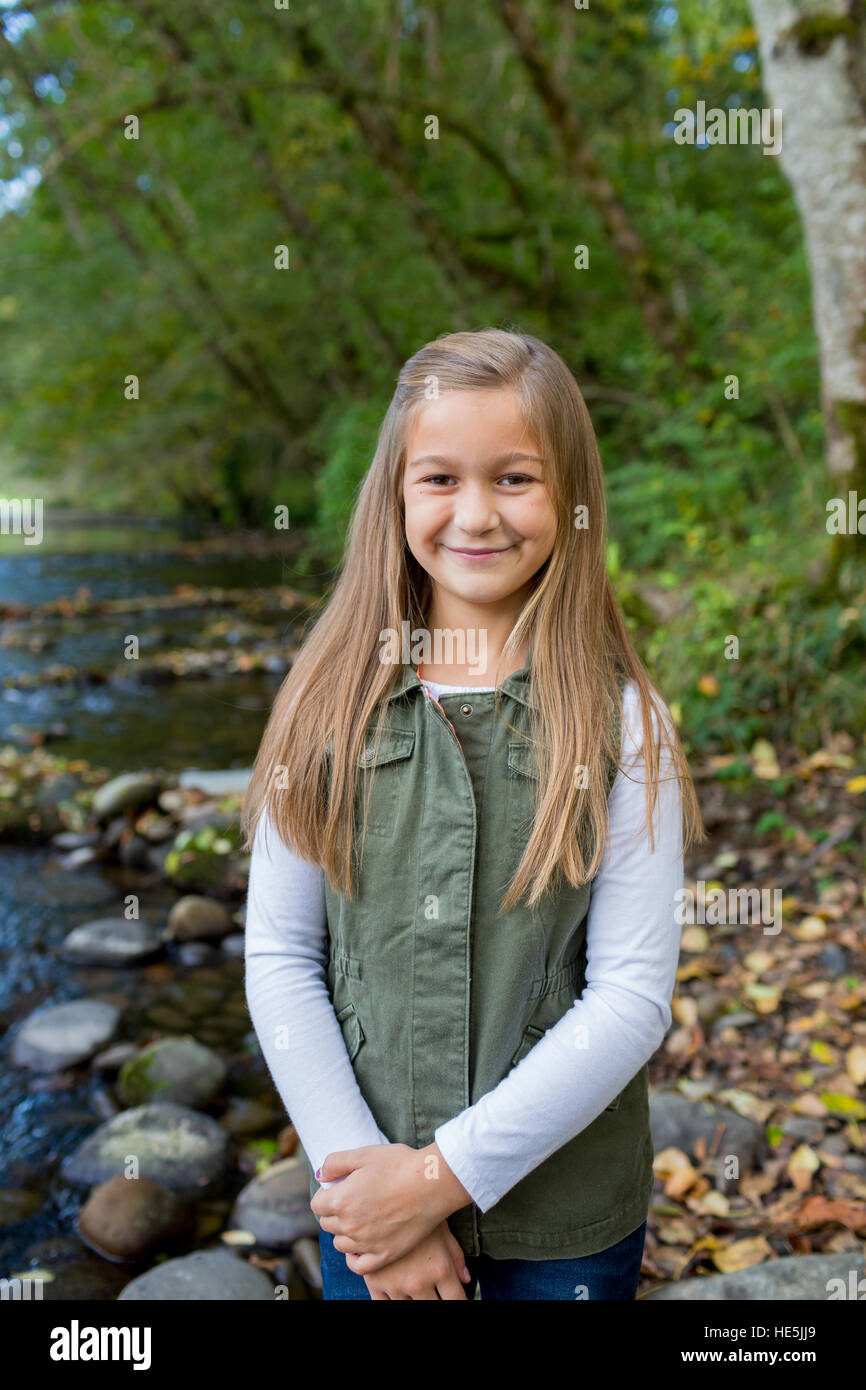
[360,1221,472,1301]
[310,1141,472,1273]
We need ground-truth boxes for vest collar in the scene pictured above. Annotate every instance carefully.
[387,638,535,708]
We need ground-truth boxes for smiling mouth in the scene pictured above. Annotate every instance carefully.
[444,545,513,558]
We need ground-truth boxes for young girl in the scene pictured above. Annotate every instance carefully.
[242,327,702,1301]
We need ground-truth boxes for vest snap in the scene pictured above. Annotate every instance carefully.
[362,746,375,760]
[459,703,473,715]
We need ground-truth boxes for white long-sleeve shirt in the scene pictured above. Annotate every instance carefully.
[244,679,683,1213]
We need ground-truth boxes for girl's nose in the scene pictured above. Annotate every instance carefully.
[452,485,500,534]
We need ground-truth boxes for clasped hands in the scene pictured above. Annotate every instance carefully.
[310,1140,474,1300]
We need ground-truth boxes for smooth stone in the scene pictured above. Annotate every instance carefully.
[118,1246,273,1300]
[649,1090,765,1192]
[12,999,120,1072]
[76,1174,194,1263]
[230,1155,319,1248]
[117,1037,227,1109]
[178,769,251,797]
[92,772,164,823]
[220,933,246,958]
[710,1011,761,1034]
[52,830,102,851]
[291,1236,323,1292]
[817,944,850,979]
[781,1115,826,1142]
[643,1251,865,1300]
[60,1102,229,1195]
[176,942,218,967]
[167,895,234,942]
[57,847,100,870]
[220,1097,283,1137]
[118,835,152,869]
[61,917,164,967]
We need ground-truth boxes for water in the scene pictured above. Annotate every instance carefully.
[0,520,307,769]
[0,522,297,1291]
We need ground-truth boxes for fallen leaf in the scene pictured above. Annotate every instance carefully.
[787,1144,820,1192]
[712,1236,772,1272]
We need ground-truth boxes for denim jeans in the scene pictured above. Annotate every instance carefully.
[317,1219,647,1300]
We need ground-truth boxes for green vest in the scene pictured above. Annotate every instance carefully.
[307,651,654,1259]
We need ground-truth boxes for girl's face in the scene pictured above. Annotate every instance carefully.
[402,388,558,611]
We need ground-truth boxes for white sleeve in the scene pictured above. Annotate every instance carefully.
[433,680,684,1213]
[243,807,391,1184]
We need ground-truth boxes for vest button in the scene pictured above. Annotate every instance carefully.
[362,747,375,761]
[460,703,473,715]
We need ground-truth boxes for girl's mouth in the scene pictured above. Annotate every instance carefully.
[442,545,513,563]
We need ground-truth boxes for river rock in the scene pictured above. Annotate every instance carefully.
[176,942,218,967]
[91,1041,140,1074]
[117,1037,227,1108]
[291,1236,323,1292]
[178,769,251,797]
[220,1097,284,1137]
[12,999,120,1072]
[60,1102,229,1195]
[167,896,234,942]
[117,834,152,869]
[52,830,102,851]
[817,943,850,979]
[61,918,164,967]
[230,1154,319,1247]
[57,846,100,870]
[220,933,246,959]
[76,1174,194,1262]
[643,1250,865,1300]
[92,773,163,823]
[649,1090,765,1192]
[117,1246,274,1300]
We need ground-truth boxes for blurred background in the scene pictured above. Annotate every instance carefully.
[0,0,864,1302]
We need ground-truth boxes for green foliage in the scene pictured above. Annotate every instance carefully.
[0,0,860,752]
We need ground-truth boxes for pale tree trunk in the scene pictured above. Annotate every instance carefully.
[748,0,866,585]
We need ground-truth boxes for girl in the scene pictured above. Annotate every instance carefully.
[243,328,702,1301]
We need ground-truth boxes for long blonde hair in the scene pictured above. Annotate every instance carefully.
[242,327,703,909]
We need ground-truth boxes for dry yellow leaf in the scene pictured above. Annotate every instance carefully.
[846,1045,866,1087]
[744,949,775,973]
[681,925,710,952]
[712,1236,772,1273]
[791,1092,829,1117]
[844,774,866,794]
[750,739,781,778]
[793,916,827,941]
[787,1144,820,1192]
[699,1190,731,1216]
[672,996,699,1026]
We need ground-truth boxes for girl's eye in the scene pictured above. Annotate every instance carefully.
[421,474,455,486]
[499,473,534,486]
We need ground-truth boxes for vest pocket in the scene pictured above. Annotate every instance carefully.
[509,1023,545,1068]
[335,1001,365,1062]
[355,727,416,835]
[508,1021,623,1110]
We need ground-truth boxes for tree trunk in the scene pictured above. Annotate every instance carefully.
[748,0,866,588]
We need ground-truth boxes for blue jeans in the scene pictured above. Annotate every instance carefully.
[317,1219,646,1300]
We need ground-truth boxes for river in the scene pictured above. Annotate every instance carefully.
[0,519,299,1295]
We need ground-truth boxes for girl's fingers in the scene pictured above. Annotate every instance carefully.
[437,1275,469,1301]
